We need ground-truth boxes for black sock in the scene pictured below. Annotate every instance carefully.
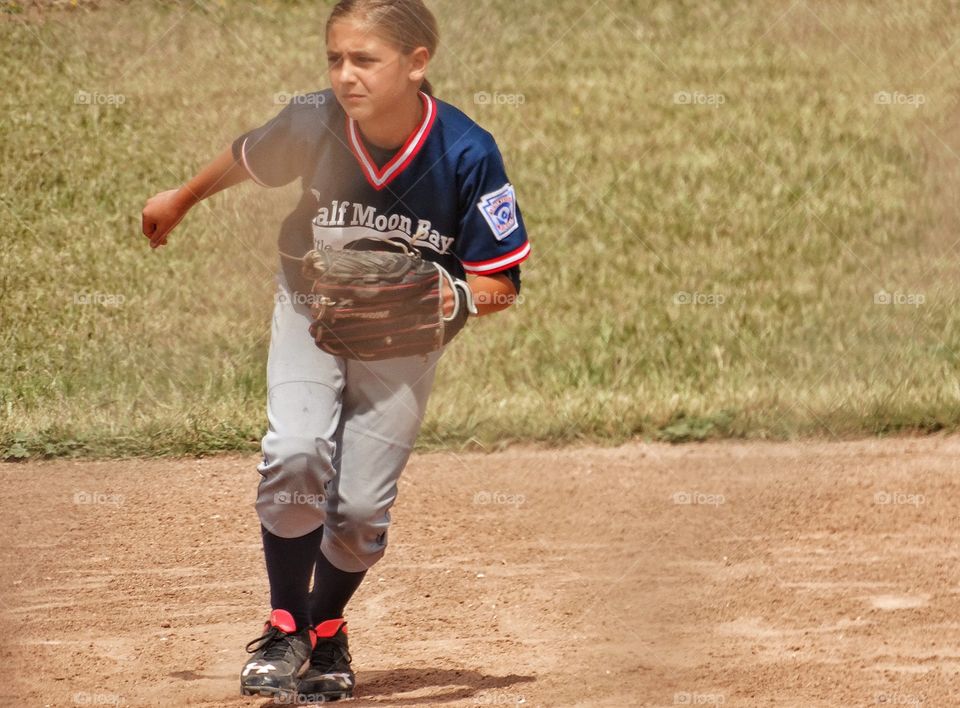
[260,524,324,630]
[309,549,368,624]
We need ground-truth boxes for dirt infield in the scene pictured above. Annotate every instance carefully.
[2,436,959,707]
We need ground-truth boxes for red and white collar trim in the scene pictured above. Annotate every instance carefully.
[347,92,437,191]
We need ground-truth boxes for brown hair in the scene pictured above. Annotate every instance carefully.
[326,0,440,96]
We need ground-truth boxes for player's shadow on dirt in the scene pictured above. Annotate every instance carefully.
[264,667,535,706]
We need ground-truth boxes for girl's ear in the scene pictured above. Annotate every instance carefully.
[407,46,430,83]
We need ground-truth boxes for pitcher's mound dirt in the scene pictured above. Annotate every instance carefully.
[2,436,959,706]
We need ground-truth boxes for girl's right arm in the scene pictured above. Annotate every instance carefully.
[141,146,250,249]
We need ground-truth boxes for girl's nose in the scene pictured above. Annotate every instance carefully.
[340,61,357,85]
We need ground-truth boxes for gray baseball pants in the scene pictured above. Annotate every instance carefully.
[256,269,444,572]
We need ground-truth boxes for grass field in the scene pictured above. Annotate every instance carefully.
[2,0,960,459]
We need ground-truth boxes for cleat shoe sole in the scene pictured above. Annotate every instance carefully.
[297,689,353,702]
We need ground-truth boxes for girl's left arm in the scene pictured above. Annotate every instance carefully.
[468,273,519,317]
[442,272,519,318]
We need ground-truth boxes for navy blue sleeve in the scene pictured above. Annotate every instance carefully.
[454,139,531,277]
[231,96,326,188]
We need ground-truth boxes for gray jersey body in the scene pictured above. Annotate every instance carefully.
[256,267,444,573]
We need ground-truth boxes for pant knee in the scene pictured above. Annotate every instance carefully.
[256,434,335,538]
[321,500,391,572]
[262,434,334,480]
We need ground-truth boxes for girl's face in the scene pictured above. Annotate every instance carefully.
[326,17,429,124]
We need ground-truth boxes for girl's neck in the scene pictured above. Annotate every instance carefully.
[357,91,424,150]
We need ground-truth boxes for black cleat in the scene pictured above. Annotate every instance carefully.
[240,609,316,700]
[297,618,355,702]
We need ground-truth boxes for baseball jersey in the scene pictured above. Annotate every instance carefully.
[231,89,530,296]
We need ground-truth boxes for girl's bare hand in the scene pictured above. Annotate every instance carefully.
[141,188,194,249]
[442,281,456,317]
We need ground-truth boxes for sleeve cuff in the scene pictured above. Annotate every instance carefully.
[230,135,244,163]
[461,241,530,275]
[232,135,271,188]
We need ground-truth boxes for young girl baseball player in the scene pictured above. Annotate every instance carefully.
[141,0,529,701]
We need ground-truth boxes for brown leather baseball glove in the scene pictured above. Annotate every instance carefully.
[300,239,477,361]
